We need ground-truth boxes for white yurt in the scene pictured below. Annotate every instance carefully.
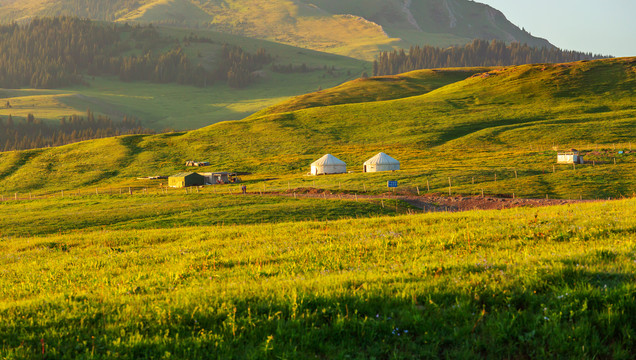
[311,154,347,175]
[363,152,400,172]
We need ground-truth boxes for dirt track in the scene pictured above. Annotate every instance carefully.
[276,187,592,213]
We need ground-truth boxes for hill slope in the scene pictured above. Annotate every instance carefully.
[0,57,634,199]
[0,25,369,131]
[0,0,554,60]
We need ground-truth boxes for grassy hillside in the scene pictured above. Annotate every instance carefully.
[0,0,553,60]
[0,58,634,199]
[2,196,636,358]
[0,26,368,130]
[253,67,492,116]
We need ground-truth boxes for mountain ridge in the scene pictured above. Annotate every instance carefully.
[0,0,555,60]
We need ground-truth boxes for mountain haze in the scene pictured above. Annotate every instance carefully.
[0,0,554,60]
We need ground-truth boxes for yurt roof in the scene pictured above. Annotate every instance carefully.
[364,152,399,165]
[311,154,346,166]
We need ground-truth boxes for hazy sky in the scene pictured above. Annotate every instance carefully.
[477,0,635,57]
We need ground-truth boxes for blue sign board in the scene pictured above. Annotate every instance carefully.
[387,180,398,188]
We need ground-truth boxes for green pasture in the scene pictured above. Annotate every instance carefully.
[0,192,403,238]
[1,198,636,358]
[1,58,633,199]
[0,26,369,130]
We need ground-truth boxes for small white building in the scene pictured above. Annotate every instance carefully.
[311,154,347,175]
[363,152,400,172]
[557,149,584,164]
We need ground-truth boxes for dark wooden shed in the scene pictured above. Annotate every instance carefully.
[168,172,205,188]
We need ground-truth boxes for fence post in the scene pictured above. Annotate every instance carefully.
[61,190,64,198]
[14,193,17,200]
[481,188,484,197]
[514,170,518,179]
[416,186,420,195]
[129,187,132,195]
[381,199,384,208]
[614,157,617,165]
[552,165,555,173]
[426,179,430,192]
[363,183,366,192]
[448,177,452,196]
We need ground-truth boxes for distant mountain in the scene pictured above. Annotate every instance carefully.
[0,0,554,60]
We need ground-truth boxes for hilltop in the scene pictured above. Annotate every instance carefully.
[0,0,553,60]
[0,57,634,199]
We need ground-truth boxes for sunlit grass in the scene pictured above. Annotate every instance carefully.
[1,199,635,358]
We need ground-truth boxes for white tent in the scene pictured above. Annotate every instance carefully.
[311,154,347,175]
[363,152,400,172]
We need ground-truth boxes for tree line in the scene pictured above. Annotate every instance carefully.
[373,39,609,76]
[0,110,154,151]
[0,17,272,89]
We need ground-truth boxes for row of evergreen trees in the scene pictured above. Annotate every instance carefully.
[0,17,272,89]
[0,111,153,151]
[373,39,609,76]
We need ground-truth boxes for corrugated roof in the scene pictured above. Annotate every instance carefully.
[364,152,400,165]
[311,154,346,166]
[170,172,198,178]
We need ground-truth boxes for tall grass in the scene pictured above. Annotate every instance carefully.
[1,199,635,358]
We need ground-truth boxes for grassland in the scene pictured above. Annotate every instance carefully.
[1,57,635,358]
[0,26,369,130]
[0,58,634,200]
[1,197,636,358]
[0,191,403,238]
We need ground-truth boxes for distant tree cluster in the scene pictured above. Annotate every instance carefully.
[0,17,120,88]
[0,17,273,89]
[373,39,609,76]
[0,110,153,151]
[214,44,272,88]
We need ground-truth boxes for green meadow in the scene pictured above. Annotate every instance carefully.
[1,57,636,358]
[0,58,634,199]
[0,26,369,131]
[1,198,635,358]
[0,192,402,238]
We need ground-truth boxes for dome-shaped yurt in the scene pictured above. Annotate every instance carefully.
[363,152,400,172]
[311,154,347,175]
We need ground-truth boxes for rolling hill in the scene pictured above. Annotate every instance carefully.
[0,57,634,199]
[0,0,554,60]
[0,25,369,131]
